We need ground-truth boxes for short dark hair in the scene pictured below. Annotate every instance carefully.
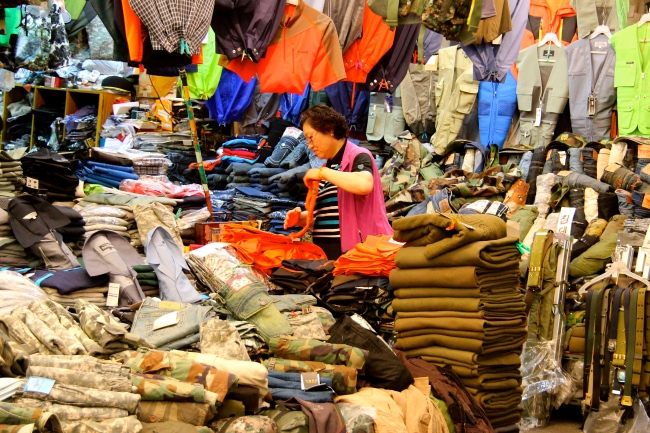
[300,105,349,140]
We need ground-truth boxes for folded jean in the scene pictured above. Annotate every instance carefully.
[248,167,285,178]
[597,192,619,221]
[525,147,546,204]
[542,149,569,174]
[558,171,611,193]
[87,161,135,173]
[633,191,650,219]
[600,163,643,193]
[131,298,214,350]
[265,134,302,168]
[568,148,583,174]
[616,189,635,217]
[407,188,455,216]
[269,164,310,184]
[280,142,309,169]
[269,387,334,403]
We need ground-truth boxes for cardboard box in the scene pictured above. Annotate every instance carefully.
[195,220,261,245]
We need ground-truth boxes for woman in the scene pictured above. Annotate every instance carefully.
[284,105,393,259]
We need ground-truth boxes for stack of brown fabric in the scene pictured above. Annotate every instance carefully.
[390,214,526,428]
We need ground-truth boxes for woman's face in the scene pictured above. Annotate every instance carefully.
[303,121,336,159]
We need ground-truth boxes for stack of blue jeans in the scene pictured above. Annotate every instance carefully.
[267,371,334,403]
[74,161,139,188]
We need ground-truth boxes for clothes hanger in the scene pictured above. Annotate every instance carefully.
[589,24,612,39]
[578,261,650,295]
[638,10,650,27]
[286,0,299,5]
[537,32,561,47]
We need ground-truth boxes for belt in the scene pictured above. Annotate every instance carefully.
[613,288,632,368]
[633,287,646,387]
[584,288,603,410]
[622,287,639,406]
[526,230,554,314]
[591,286,611,411]
[602,287,624,401]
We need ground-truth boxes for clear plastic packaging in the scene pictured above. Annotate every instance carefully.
[120,177,204,198]
[177,207,211,231]
[0,271,49,315]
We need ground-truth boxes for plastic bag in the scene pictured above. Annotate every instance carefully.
[177,207,211,231]
[336,403,377,433]
[120,177,203,198]
[0,271,49,315]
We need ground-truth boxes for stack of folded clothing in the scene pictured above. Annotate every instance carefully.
[166,152,197,184]
[270,259,334,294]
[0,235,40,268]
[267,371,334,402]
[54,205,86,247]
[219,137,262,165]
[390,214,526,428]
[27,267,110,309]
[22,148,78,202]
[132,157,170,177]
[133,265,160,299]
[74,204,136,243]
[267,197,304,235]
[268,164,310,199]
[74,161,140,189]
[248,165,284,191]
[0,150,25,197]
[62,106,98,152]
[225,162,256,189]
[333,234,401,277]
[232,187,274,223]
[12,354,142,433]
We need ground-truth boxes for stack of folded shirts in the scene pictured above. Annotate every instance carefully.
[167,152,198,185]
[220,137,262,165]
[75,161,140,189]
[225,162,256,189]
[41,286,108,308]
[390,215,526,429]
[333,235,402,277]
[0,236,40,267]
[54,205,86,245]
[0,150,25,197]
[22,148,78,202]
[133,264,160,299]
[267,198,304,235]
[74,204,135,238]
[27,267,110,308]
[267,164,310,199]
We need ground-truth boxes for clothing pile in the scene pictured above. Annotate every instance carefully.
[267,164,311,198]
[74,161,140,189]
[0,150,25,198]
[74,204,137,246]
[219,137,262,165]
[27,267,110,309]
[53,205,86,255]
[390,214,527,428]
[270,259,334,294]
[12,354,141,432]
[21,149,78,203]
[224,162,254,189]
[132,265,160,300]
[267,197,305,235]
[132,157,171,177]
[333,234,401,277]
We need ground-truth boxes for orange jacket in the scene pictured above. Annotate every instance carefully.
[520,0,578,49]
[343,3,395,83]
[221,0,346,93]
[121,0,144,63]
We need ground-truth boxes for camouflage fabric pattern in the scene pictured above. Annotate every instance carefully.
[263,358,357,395]
[26,366,132,392]
[0,425,36,433]
[0,315,51,355]
[337,403,376,433]
[12,399,128,422]
[133,202,183,249]
[311,307,336,334]
[125,349,237,403]
[60,415,142,433]
[15,380,140,413]
[257,408,308,433]
[75,300,154,351]
[380,134,433,199]
[285,312,327,340]
[44,300,105,356]
[212,416,278,433]
[131,374,217,407]
[421,0,474,40]
[199,318,250,361]
[136,401,213,426]
[269,336,367,370]
[11,307,69,355]
[0,402,62,433]
[550,132,587,148]
[533,173,559,217]
[28,354,130,376]
[0,329,28,377]
[27,301,86,355]
[584,218,608,237]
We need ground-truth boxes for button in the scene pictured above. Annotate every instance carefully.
[260,300,267,306]
[237,47,241,52]
[232,50,236,54]
[149,416,157,422]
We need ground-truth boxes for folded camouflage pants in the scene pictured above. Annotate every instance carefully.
[15,381,140,412]
[0,402,62,433]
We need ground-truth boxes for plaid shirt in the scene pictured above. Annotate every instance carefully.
[128,0,215,54]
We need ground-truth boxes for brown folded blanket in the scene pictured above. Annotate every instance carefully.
[394,286,519,298]
[404,346,523,366]
[392,213,508,259]
[389,265,520,288]
[395,332,527,355]
[432,362,522,378]
[395,237,521,270]
[395,316,527,333]
[398,326,527,340]
[392,294,526,314]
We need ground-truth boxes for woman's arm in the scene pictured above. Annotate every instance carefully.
[303,167,373,195]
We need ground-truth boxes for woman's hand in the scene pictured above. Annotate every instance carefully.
[303,168,323,185]
[284,207,304,229]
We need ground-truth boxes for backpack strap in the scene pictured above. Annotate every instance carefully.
[386,0,399,28]
[525,229,554,314]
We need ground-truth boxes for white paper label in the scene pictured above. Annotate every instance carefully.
[106,283,120,307]
[26,177,39,189]
[556,207,576,235]
[24,377,55,395]
[152,311,179,331]
[534,107,542,126]
[558,151,567,166]
[283,127,303,140]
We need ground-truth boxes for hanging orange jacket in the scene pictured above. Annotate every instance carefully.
[520,0,578,49]
[121,0,144,63]
[343,3,395,83]
[220,0,346,93]
[221,224,327,275]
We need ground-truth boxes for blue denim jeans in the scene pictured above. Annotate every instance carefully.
[616,189,635,217]
[268,371,334,402]
[131,297,214,350]
[406,188,454,217]
[265,136,301,168]
[518,151,533,180]
[568,148,584,174]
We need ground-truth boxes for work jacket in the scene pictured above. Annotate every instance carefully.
[478,70,518,148]
[520,0,578,49]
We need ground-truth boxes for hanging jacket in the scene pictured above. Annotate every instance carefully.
[521,0,578,49]
[515,44,569,148]
[572,0,619,39]
[324,82,371,132]
[186,28,223,100]
[400,63,437,137]
[611,24,650,137]
[342,3,395,83]
[431,45,478,155]
[322,0,365,53]
[471,0,512,44]
[478,70,518,148]
[463,0,530,82]
[211,0,286,62]
[240,82,282,135]
[279,84,311,126]
[206,69,256,125]
[565,35,616,142]
[365,23,420,93]
[222,0,346,93]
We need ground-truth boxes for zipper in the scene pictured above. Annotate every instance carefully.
[489,83,497,145]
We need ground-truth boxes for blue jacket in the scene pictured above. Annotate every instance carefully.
[478,70,517,148]
[207,69,257,125]
[324,82,370,132]
[279,84,310,126]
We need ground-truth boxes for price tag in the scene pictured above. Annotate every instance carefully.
[26,177,39,189]
[106,283,120,307]
[558,151,566,166]
[534,107,542,126]
[283,127,303,140]
[152,311,179,331]
[24,377,55,395]
[556,207,576,235]
[300,372,321,391]
[639,145,650,159]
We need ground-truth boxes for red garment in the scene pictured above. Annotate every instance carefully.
[221,225,327,275]
[189,160,220,171]
[333,235,403,277]
[220,1,346,93]
[222,148,261,159]
[343,3,395,83]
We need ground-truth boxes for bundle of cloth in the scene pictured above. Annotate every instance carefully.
[74,161,140,189]
[232,187,274,222]
[26,267,110,309]
[219,137,262,165]
[225,162,255,189]
[53,204,86,255]
[248,165,284,191]
[267,164,310,198]
[0,150,25,197]
[74,204,137,246]
[390,213,526,429]
[267,197,304,235]
[22,148,78,202]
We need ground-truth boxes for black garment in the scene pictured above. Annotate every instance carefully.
[597,192,619,221]
[22,149,78,201]
[570,235,600,261]
[327,315,414,391]
[88,0,130,61]
[8,196,70,248]
[28,267,109,295]
[312,143,373,260]
[269,259,334,293]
